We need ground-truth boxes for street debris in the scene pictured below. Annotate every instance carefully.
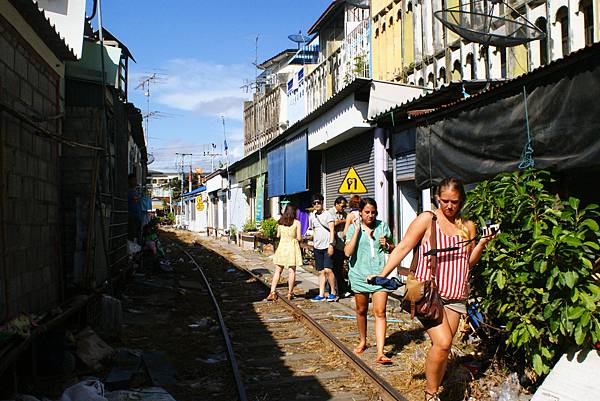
[75,327,115,371]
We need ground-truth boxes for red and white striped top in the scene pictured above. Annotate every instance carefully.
[414,222,470,300]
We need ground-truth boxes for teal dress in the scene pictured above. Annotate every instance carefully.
[346,220,393,293]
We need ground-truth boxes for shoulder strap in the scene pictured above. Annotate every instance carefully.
[430,214,438,282]
[408,211,436,274]
[314,213,330,232]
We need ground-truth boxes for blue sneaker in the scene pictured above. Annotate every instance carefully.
[326,294,339,302]
[310,295,326,302]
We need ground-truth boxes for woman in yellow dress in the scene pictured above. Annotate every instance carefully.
[267,204,303,301]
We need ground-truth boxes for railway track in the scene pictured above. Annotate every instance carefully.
[170,234,410,401]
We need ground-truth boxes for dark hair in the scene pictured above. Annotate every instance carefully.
[358,197,377,211]
[348,195,361,209]
[311,193,324,203]
[334,196,347,205]
[278,204,297,227]
[436,177,466,208]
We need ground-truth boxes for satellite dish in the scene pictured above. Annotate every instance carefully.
[147,153,155,165]
[434,0,545,48]
[288,32,311,45]
[346,0,370,9]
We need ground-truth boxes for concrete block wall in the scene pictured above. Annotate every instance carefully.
[0,17,62,318]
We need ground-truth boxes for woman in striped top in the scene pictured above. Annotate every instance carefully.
[370,178,493,401]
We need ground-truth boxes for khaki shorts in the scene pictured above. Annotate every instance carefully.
[441,297,467,315]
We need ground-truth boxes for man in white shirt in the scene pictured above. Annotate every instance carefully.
[308,193,338,302]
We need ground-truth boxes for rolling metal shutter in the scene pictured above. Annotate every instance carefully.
[323,131,375,208]
[396,153,416,181]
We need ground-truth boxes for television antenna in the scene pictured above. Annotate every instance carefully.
[434,0,545,79]
[135,73,167,145]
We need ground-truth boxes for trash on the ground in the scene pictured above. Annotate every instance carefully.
[59,378,107,401]
[532,349,600,401]
[76,327,114,371]
[188,317,214,330]
[159,261,173,273]
[91,295,122,340]
[177,258,184,263]
[490,372,520,401]
[226,268,236,273]
[196,352,227,364]
[105,349,142,387]
[127,241,142,255]
[105,387,176,401]
[142,351,177,386]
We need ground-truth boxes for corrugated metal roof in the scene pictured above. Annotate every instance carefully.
[307,0,345,35]
[371,80,494,124]
[181,186,206,198]
[413,42,600,122]
[9,0,77,61]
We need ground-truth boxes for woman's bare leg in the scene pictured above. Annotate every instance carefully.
[287,267,296,294]
[354,293,369,353]
[270,265,283,293]
[371,291,389,358]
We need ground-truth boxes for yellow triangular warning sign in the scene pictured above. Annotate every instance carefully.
[338,167,367,194]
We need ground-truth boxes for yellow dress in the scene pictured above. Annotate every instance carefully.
[272,221,303,268]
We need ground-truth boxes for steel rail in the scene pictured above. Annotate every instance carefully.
[176,244,248,401]
[191,241,408,401]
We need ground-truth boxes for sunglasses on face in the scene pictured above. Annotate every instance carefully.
[312,200,322,205]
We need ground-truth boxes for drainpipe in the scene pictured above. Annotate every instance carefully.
[374,127,388,221]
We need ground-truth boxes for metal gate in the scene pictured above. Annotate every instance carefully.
[323,131,375,208]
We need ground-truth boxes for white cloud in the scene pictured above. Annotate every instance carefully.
[150,59,253,120]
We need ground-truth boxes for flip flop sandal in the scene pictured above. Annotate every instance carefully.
[353,345,368,355]
[375,355,393,365]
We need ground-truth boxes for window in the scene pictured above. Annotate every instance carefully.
[375,28,379,38]
[535,17,548,65]
[556,6,569,57]
[427,73,435,88]
[580,0,594,46]
[418,77,424,86]
[382,22,386,32]
[439,67,447,84]
[389,16,394,26]
[466,53,475,79]
[452,60,462,80]
[397,9,402,21]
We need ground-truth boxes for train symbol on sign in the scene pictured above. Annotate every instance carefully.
[338,167,367,194]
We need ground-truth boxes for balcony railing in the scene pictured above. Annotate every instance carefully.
[243,85,286,155]
[305,20,371,114]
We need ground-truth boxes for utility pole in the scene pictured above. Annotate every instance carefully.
[175,152,192,199]
[202,144,222,173]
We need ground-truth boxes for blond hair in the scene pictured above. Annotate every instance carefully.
[437,177,472,249]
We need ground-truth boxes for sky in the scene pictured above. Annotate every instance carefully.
[95,0,332,173]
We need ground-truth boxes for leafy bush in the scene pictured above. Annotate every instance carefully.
[464,169,600,377]
[261,218,278,240]
[166,212,175,224]
[242,219,257,232]
[229,225,237,237]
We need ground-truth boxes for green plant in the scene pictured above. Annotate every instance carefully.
[229,225,237,237]
[242,219,257,232]
[166,211,175,224]
[260,218,278,240]
[464,169,600,377]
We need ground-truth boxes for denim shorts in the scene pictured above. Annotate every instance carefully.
[313,248,333,271]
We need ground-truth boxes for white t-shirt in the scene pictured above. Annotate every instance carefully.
[309,210,334,250]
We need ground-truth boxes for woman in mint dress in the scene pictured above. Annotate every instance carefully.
[344,198,395,364]
[268,204,302,301]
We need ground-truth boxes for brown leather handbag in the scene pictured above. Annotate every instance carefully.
[402,213,444,326]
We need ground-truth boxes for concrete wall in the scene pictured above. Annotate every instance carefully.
[0,14,63,317]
